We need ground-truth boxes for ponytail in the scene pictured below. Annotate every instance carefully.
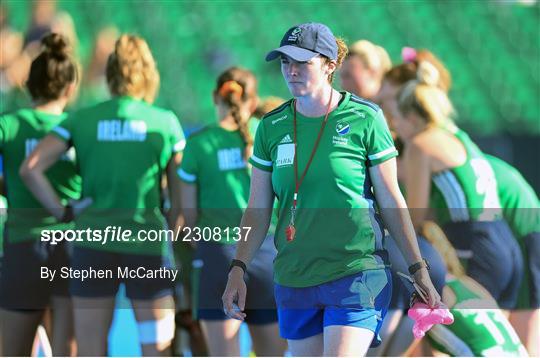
[215,67,258,160]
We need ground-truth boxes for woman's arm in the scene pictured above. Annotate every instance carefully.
[404,140,432,230]
[166,152,183,231]
[370,158,440,307]
[222,167,274,319]
[180,181,198,236]
[19,134,68,220]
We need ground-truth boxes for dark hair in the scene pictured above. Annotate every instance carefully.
[26,33,78,101]
[215,67,258,159]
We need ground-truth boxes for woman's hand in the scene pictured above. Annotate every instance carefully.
[221,267,247,321]
[413,268,441,308]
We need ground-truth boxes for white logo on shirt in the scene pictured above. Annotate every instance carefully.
[332,136,349,146]
[279,134,293,144]
[217,148,246,171]
[272,115,287,125]
[348,109,366,118]
[276,143,295,167]
[97,120,147,142]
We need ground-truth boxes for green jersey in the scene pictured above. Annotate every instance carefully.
[249,92,398,287]
[0,109,81,243]
[51,96,185,255]
[430,127,502,224]
[178,124,251,243]
[428,278,527,356]
[485,155,540,239]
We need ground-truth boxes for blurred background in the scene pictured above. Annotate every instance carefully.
[1,0,539,189]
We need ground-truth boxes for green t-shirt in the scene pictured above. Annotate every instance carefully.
[485,155,540,239]
[430,127,502,224]
[178,124,251,243]
[249,92,398,287]
[51,96,185,255]
[428,278,527,356]
[0,109,81,243]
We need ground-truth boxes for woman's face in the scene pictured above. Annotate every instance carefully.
[383,99,418,141]
[339,56,370,97]
[280,55,331,98]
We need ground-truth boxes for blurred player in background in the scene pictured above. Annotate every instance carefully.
[383,49,539,354]
[0,33,80,356]
[421,221,528,357]
[20,34,184,356]
[178,67,286,356]
[339,39,391,101]
[486,154,540,355]
[392,64,523,309]
[77,26,118,108]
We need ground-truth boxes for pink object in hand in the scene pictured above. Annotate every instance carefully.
[408,302,454,339]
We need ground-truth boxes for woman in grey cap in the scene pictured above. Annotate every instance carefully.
[222,22,441,356]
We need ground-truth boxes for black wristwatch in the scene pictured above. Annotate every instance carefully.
[229,259,247,275]
[408,258,430,275]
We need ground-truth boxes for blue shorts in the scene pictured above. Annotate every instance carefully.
[274,269,392,347]
[195,236,277,324]
[69,246,175,301]
[0,238,71,310]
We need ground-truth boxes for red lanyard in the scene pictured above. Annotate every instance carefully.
[286,89,334,241]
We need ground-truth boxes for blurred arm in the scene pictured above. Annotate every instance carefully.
[19,134,68,220]
[404,141,432,230]
[370,158,423,266]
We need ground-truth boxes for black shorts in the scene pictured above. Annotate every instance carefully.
[443,220,524,309]
[69,246,175,302]
[194,236,278,325]
[385,236,447,309]
[0,238,71,310]
[523,232,540,308]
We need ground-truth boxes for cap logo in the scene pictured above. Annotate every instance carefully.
[288,28,301,42]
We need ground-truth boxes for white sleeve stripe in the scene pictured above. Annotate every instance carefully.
[368,147,397,160]
[173,139,186,152]
[250,155,272,167]
[177,169,196,182]
[52,126,71,140]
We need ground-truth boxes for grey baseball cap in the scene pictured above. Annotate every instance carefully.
[265,23,338,62]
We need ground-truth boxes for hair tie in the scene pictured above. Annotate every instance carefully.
[219,80,243,100]
[402,47,417,63]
